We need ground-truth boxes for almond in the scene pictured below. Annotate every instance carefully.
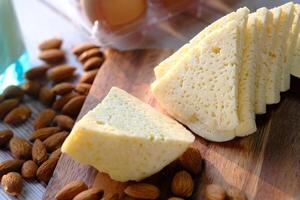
[62,95,86,118]
[205,184,226,200]
[52,92,78,111]
[2,85,24,100]
[73,187,104,200]
[0,99,20,119]
[30,127,61,141]
[39,49,65,63]
[21,160,38,179]
[47,65,76,83]
[49,148,61,160]
[9,137,32,159]
[72,43,99,56]
[171,171,194,198]
[22,80,41,98]
[36,157,59,184]
[0,160,24,177]
[33,109,56,130]
[75,83,91,95]
[54,115,75,131]
[39,86,55,106]
[55,180,88,200]
[1,172,23,196]
[0,129,14,147]
[102,193,119,200]
[124,183,160,199]
[52,82,74,95]
[226,187,247,200]
[79,48,103,63]
[80,69,98,84]
[25,65,49,80]
[4,106,32,125]
[32,139,48,165]
[39,38,63,50]
[179,146,202,175]
[83,57,103,71]
[43,131,68,152]
[168,197,184,200]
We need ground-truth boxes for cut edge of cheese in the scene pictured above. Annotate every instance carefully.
[289,4,300,78]
[62,87,194,182]
[152,20,242,138]
[153,7,250,80]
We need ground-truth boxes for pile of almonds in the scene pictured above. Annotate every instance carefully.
[0,38,105,196]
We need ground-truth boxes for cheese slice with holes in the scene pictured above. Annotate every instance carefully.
[154,7,250,80]
[152,20,242,138]
[279,2,295,92]
[62,87,194,182]
[289,4,300,78]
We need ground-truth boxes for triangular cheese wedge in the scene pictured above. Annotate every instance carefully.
[154,7,250,80]
[289,4,300,78]
[279,2,295,92]
[292,36,300,78]
[152,20,243,136]
[62,87,194,182]
[266,7,282,104]
[254,8,273,114]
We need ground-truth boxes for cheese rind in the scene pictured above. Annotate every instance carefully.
[62,87,194,182]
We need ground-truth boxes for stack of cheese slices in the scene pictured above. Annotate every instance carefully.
[151,2,300,142]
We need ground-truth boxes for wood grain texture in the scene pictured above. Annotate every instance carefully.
[44,49,300,200]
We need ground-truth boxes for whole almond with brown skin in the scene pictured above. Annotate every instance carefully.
[9,137,32,159]
[52,82,74,95]
[47,65,76,83]
[39,49,65,63]
[49,148,61,160]
[21,160,38,179]
[25,65,49,80]
[4,106,32,125]
[80,69,98,84]
[83,57,103,71]
[55,180,88,200]
[73,187,104,200]
[32,139,48,165]
[102,193,119,200]
[179,146,202,175]
[79,48,103,63]
[36,157,59,184]
[72,43,99,56]
[43,131,68,152]
[124,183,160,199]
[62,95,86,118]
[75,83,91,95]
[30,127,60,141]
[0,99,20,119]
[39,38,62,50]
[54,115,74,131]
[171,171,194,198]
[0,129,13,147]
[0,160,24,177]
[226,188,247,200]
[39,86,55,106]
[1,172,23,196]
[52,92,78,111]
[33,109,56,130]
[22,80,41,98]
[205,184,226,200]
[168,197,184,200]
[2,86,24,100]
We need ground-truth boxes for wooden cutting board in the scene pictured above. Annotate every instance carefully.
[43,49,300,200]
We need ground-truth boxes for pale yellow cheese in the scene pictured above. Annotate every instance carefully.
[289,4,300,78]
[291,36,300,78]
[62,87,194,182]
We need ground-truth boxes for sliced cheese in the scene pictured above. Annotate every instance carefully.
[291,35,300,78]
[154,7,250,80]
[151,20,243,138]
[279,2,295,92]
[289,4,300,78]
[62,87,195,182]
[254,8,272,114]
[266,7,282,104]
